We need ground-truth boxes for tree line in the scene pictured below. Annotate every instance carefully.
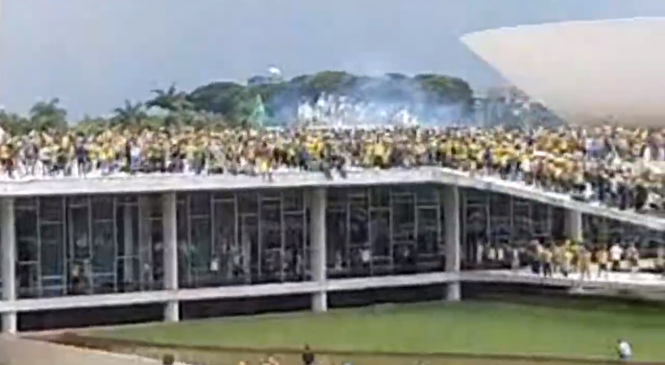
[0,70,561,134]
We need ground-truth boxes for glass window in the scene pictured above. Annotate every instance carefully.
[239,215,259,280]
[415,185,439,206]
[190,218,212,271]
[214,200,237,252]
[282,190,304,213]
[349,194,368,245]
[284,213,305,281]
[416,208,439,255]
[189,193,211,217]
[238,192,259,215]
[40,197,64,223]
[91,196,114,221]
[327,188,347,211]
[370,210,391,257]
[370,186,390,208]
[326,210,347,272]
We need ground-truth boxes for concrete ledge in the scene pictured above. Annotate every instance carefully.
[0,167,663,230]
[0,271,662,314]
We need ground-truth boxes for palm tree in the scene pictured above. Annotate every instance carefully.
[146,84,193,113]
[0,110,29,135]
[112,100,147,127]
[29,98,68,131]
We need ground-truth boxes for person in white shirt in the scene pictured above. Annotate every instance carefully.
[610,243,623,272]
[617,339,632,361]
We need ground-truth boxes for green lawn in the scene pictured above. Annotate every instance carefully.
[91,300,665,362]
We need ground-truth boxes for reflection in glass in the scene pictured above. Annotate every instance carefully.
[511,199,531,241]
[326,210,347,276]
[284,213,306,280]
[551,207,566,240]
[489,194,512,244]
[417,208,439,255]
[370,210,391,258]
[531,202,551,237]
[40,223,65,296]
[392,200,415,243]
[260,200,282,282]
[92,221,115,292]
[349,196,368,245]
[283,190,304,212]
[415,185,439,205]
[116,204,139,292]
[214,199,237,283]
[370,186,390,208]
[239,214,258,282]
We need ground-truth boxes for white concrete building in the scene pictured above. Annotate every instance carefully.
[0,168,662,333]
[461,17,665,127]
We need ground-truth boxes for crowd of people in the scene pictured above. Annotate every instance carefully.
[1,124,665,213]
[482,239,665,278]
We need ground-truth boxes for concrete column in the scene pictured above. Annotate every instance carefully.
[565,209,583,243]
[123,205,134,283]
[162,192,179,322]
[443,185,461,302]
[309,187,327,312]
[1,198,16,333]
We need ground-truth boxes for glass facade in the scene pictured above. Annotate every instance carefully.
[582,214,664,256]
[5,185,661,299]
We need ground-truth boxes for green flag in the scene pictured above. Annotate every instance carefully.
[248,94,266,127]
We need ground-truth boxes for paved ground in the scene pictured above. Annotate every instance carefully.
[0,335,189,365]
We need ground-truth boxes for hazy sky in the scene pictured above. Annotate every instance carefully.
[2,0,665,118]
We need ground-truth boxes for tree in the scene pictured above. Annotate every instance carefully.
[146,84,193,113]
[28,98,68,131]
[0,70,479,130]
[188,71,475,126]
[112,100,147,127]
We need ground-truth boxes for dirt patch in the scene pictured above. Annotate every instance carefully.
[44,333,663,365]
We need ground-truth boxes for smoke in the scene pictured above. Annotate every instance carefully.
[264,73,469,127]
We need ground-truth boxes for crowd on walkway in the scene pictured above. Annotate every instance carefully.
[1,124,665,212]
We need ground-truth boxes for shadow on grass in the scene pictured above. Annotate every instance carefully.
[38,333,665,365]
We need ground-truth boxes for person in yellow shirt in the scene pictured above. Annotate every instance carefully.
[561,247,573,278]
[552,243,564,276]
[596,245,609,279]
[541,245,553,278]
[569,240,580,274]
[579,246,592,281]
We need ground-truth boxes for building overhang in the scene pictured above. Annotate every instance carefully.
[0,170,663,230]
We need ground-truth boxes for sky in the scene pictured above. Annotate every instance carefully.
[2,0,665,118]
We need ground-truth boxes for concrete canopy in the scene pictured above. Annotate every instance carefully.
[461,18,665,127]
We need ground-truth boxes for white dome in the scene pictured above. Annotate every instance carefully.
[461,18,665,127]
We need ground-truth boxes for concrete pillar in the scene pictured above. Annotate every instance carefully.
[443,185,461,302]
[123,205,134,283]
[309,187,327,312]
[565,209,583,243]
[162,192,179,322]
[1,198,16,333]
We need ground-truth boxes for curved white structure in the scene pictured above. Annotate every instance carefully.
[461,18,665,127]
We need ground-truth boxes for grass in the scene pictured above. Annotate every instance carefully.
[88,299,665,362]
